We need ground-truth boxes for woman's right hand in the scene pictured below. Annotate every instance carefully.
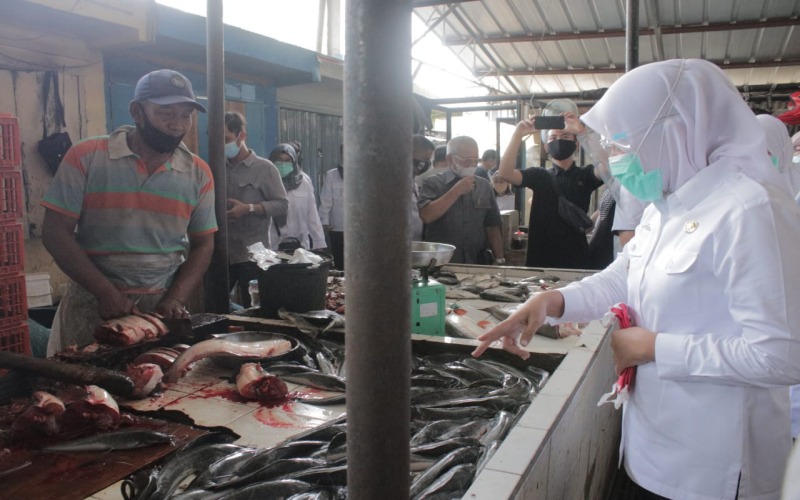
[472,291,565,360]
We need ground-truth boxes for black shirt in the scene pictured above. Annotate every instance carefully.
[550,162,603,212]
[520,168,588,269]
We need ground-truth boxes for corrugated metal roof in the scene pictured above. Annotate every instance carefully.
[413,0,800,109]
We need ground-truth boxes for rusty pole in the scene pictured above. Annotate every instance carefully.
[344,0,413,498]
[625,0,640,71]
[205,0,229,314]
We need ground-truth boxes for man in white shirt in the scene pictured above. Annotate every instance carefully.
[319,144,345,269]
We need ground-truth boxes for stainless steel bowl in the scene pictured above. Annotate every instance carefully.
[411,241,455,268]
[208,331,300,369]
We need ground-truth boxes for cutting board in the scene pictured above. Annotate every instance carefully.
[0,417,207,500]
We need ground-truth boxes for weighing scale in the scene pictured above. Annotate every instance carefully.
[410,242,455,337]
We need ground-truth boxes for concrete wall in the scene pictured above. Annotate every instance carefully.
[1,0,151,301]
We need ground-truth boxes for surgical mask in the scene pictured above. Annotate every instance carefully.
[137,111,184,154]
[546,139,576,161]
[224,140,240,159]
[453,165,476,178]
[770,156,780,170]
[608,153,664,201]
[792,155,800,164]
[275,161,294,178]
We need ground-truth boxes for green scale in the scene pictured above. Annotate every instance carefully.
[410,270,446,336]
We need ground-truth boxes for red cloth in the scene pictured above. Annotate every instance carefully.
[777,91,800,126]
[597,303,637,409]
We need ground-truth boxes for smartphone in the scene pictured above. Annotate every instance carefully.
[534,115,565,130]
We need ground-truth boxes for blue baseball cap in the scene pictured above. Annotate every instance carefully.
[133,69,206,112]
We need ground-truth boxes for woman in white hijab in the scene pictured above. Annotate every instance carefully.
[757,113,800,200]
[474,59,800,500]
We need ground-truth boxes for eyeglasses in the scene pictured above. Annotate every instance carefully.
[413,159,431,170]
[451,154,480,167]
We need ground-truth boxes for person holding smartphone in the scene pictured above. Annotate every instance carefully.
[497,115,591,268]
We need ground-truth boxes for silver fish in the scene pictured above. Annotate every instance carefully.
[479,289,525,303]
[413,463,476,500]
[444,315,489,341]
[278,308,345,336]
[280,372,346,392]
[43,429,174,452]
[223,479,315,499]
[409,446,481,498]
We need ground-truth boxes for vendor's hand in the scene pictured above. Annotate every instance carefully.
[226,198,249,220]
[453,176,475,196]
[611,326,657,375]
[562,112,586,136]
[323,225,331,232]
[156,296,189,319]
[97,290,136,320]
[472,293,553,359]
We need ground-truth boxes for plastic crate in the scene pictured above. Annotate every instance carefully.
[0,115,21,169]
[0,170,23,220]
[0,322,30,356]
[0,223,24,275]
[0,274,26,327]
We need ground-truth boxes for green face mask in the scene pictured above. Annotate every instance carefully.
[608,153,664,201]
[770,156,779,170]
[275,161,294,178]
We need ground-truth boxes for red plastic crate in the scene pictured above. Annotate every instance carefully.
[0,274,27,327]
[0,223,23,275]
[0,115,21,169]
[0,170,23,220]
[0,322,30,356]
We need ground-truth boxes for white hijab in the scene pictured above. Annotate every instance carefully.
[758,114,800,199]
[582,59,788,196]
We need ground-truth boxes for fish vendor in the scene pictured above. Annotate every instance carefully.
[41,69,217,355]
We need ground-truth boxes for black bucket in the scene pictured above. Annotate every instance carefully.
[257,261,330,319]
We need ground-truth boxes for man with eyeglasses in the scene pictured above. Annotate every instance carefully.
[418,136,505,265]
[410,135,436,241]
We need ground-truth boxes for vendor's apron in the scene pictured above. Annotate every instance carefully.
[46,252,184,356]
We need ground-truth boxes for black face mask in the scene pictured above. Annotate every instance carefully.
[546,139,576,161]
[413,159,431,176]
[137,108,185,154]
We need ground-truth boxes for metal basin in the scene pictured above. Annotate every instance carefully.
[208,331,300,369]
[411,241,455,269]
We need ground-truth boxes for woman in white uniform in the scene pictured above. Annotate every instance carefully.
[474,59,800,500]
[268,144,326,252]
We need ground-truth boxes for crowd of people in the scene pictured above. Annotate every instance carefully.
[38,62,800,498]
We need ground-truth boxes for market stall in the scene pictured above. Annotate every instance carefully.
[0,262,620,499]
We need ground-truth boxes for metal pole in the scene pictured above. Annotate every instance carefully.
[625,0,640,71]
[205,0,229,314]
[345,0,412,497]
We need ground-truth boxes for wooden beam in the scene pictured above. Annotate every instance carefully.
[444,17,800,45]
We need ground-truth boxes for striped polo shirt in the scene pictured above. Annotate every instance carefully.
[42,126,217,256]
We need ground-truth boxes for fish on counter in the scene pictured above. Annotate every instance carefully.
[93,313,169,346]
[278,308,345,336]
[236,363,289,404]
[133,347,183,372]
[163,337,293,383]
[126,363,164,399]
[445,314,490,341]
[10,391,65,436]
[42,428,174,452]
[61,385,120,430]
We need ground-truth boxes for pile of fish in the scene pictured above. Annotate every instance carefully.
[120,331,549,499]
[436,272,564,302]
